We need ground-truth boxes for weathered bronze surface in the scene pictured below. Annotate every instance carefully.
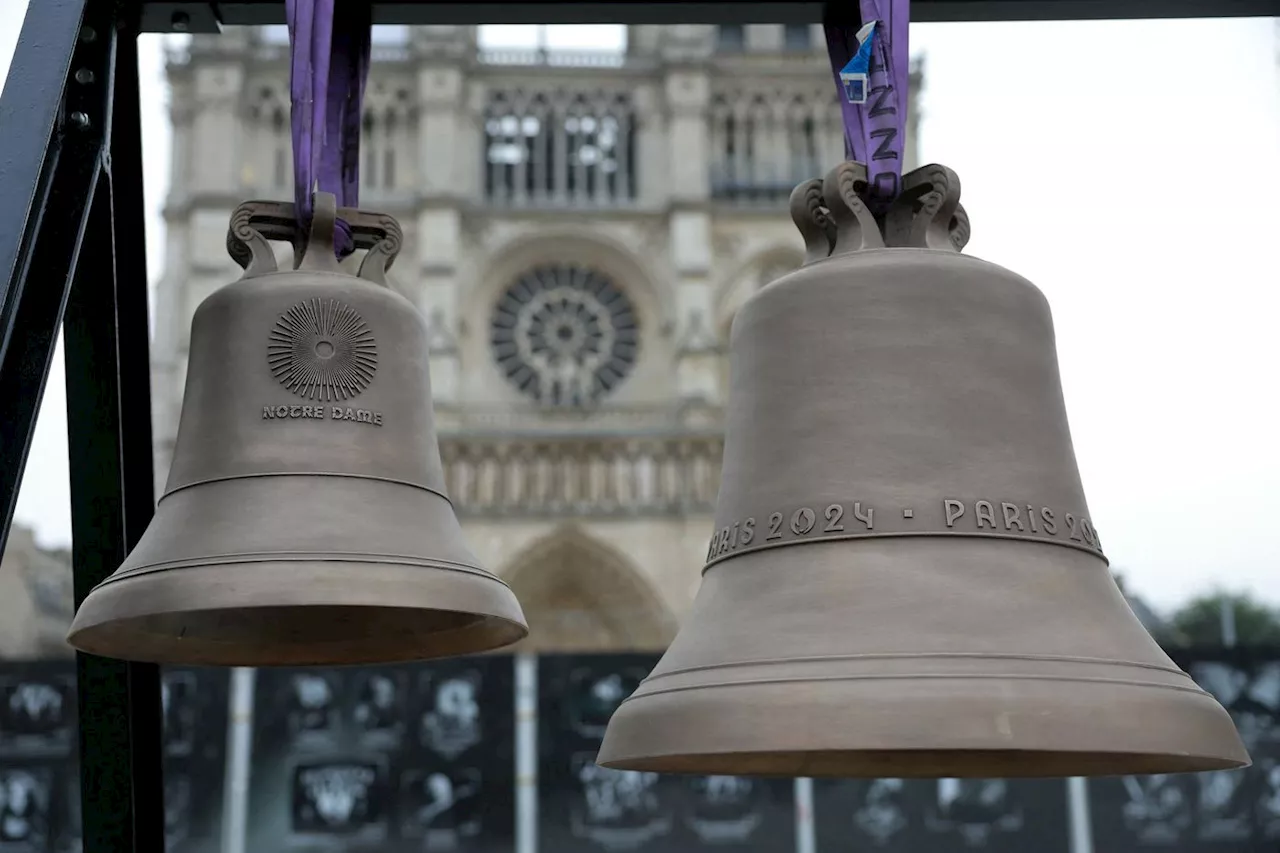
[67,193,528,666]
[596,163,1249,778]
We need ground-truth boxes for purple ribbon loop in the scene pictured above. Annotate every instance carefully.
[824,0,911,214]
[285,0,372,259]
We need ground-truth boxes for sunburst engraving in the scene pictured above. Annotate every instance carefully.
[267,299,378,400]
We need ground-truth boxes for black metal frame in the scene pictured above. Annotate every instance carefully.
[138,0,1280,30]
[0,0,1275,850]
[0,0,166,849]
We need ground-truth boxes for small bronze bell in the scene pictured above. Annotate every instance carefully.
[67,193,528,666]
[597,163,1249,779]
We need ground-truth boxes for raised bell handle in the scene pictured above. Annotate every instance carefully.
[880,164,968,252]
[789,178,837,266]
[226,192,404,285]
[821,161,886,256]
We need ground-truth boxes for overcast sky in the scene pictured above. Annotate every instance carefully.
[2,5,1278,613]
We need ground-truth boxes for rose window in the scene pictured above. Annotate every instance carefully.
[490,265,639,407]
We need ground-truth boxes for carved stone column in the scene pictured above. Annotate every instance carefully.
[662,65,721,408]
[189,60,245,196]
[664,68,710,205]
[414,208,463,407]
[413,50,470,406]
[416,63,468,199]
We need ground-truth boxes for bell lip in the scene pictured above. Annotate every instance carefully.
[595,673,1252,780]
[66,558,529,667]
[595,748,1251,780]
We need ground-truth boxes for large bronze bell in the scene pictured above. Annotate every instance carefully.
[67,193,528,666]
[598,163,1249,779]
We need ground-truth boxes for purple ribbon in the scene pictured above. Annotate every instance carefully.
[824,0,911,213]
[285,0,372,258]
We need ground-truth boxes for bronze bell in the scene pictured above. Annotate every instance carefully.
[67,193,528,666]
[597,163,1249,779]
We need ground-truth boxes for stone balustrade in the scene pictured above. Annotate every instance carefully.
[437,433,724,516]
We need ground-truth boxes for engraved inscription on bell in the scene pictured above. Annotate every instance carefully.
[261,405,383,425]
[705,496,1105,568]
[268,298,378,400]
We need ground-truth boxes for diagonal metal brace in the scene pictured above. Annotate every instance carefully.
[0,0,111,557]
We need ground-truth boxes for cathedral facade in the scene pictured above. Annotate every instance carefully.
[149,23,922,652]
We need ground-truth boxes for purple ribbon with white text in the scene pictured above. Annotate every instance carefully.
[285,0,372,258]
[824,0,911,213]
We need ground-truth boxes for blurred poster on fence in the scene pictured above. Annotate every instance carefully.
[246,657,515,853]
[1089,648,1280,850]
[813,776,1069,852]
[0,661,229,853]
[162,666,230,853]
[537,653,795,853]
[0,661,79,853]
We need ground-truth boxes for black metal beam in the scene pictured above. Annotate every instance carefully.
[61,5,167,853]
[110,29,162,569]
[140,0,1280,30]
[66,173,167,852]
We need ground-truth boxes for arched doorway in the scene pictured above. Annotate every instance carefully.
[502,527,677,653]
